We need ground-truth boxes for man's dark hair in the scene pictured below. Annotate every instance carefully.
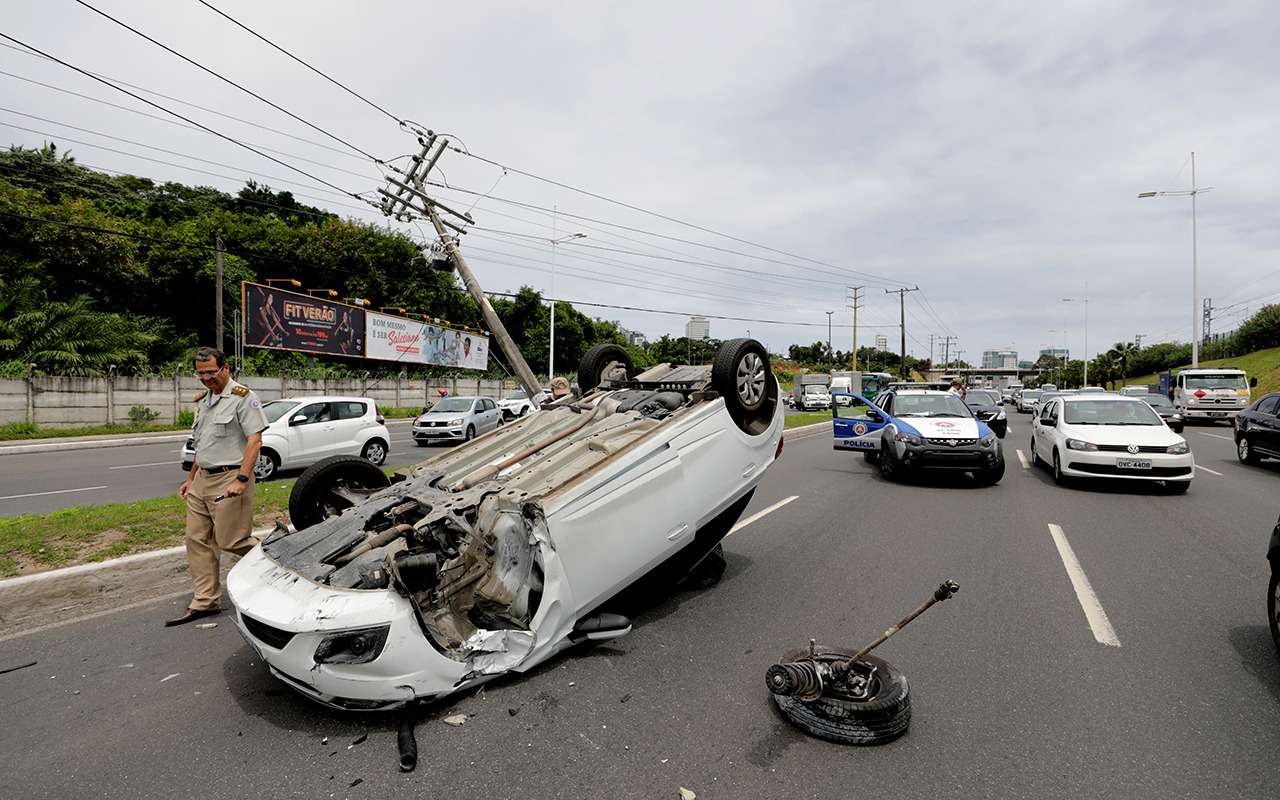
[193,346,227,368]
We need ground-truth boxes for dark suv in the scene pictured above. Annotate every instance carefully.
[1235,392,1280,465]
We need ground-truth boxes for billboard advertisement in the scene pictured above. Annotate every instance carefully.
[362,311,490,370]
[242,282,366,359]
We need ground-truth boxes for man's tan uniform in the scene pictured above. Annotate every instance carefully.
[185,378,269,611]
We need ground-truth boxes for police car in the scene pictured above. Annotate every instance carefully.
[832,389,1004,485]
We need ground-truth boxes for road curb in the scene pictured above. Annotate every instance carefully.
[785,420,834,437]
[0,524,284,637]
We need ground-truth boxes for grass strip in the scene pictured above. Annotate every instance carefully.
[0,480,294,577]
[0,421,191,441]
[784,412,833,429]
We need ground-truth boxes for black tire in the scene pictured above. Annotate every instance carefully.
[863,450,879,464]
[519,406,529,417]
[414,439,429,447]
[1052,449,1068,486]
[361,438,388,466]
[1163,480,1191,494]
[464,425,475,442]
[1238,435,1260,465]
[771,653,911,746]
[577,343,633,394]
[253,448,280,481]
[879,443,897,482]
[1268,566,1280,658]
[288,455,391,531]
[976,455,1005,486]
[1030,437,1042,468]
[711,339,778,435]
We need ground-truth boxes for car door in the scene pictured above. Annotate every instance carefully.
[1033,400,1054,459]
[832,393,889,452]
[329,400,370,456]
[1252,395,1280,456]
[481,398,500,432]
[285,401,337,465]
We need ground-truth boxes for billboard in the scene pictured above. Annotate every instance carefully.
[242,283,366,359]
[366,311,489,369]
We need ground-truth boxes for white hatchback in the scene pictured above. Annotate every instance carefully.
[184,396,390,481]
[1029,394,1194,492]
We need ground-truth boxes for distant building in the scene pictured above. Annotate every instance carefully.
[627,331,647,347]
[1039,348,1069,362]
[874,334,889,351]
[1018,360,1035,370]
[685,316,710,341]
[982,349,1018,370]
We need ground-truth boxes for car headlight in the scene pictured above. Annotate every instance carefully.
[449,418,465,426]
[1166,441,1189,455]
[996,409,1006,419]
[313,625,390,665]
[1066,438,1098,451]
[980,433,996,447]
[894,431,923,445]
[1171,413,1183,420]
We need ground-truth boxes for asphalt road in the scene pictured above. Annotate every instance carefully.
[2,415,1278,799]
[0,407,816,517]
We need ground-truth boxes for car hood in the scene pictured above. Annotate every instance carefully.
[1059,422,1180,445]
[899,417,981,438]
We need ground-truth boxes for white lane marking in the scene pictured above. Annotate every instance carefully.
[728,495,799,536]
[1195,464,1224,476]
[1047,523,1120,647]
[1015,449,1030,469]
[1199,432,1234,441]
[108,461,175,470]
[0,485,109,501]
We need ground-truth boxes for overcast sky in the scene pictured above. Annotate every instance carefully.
[4,1,1279,366]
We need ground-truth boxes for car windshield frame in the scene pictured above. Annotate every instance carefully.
[1184,373,1248,390]
[262,400,300,424]
[1063,399,1163,426]
[803,385,829,395]
[893,393,974,418]
[1143,395,1173,409]
[967,390,1001,405]
[430,398,475,413]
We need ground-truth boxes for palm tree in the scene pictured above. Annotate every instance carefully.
[1111,341,1138,381]
[0,293,158,376]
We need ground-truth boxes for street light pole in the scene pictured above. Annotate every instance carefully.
[1062,288,1088,385]
[546,220,587,383]
[1138,151,1211,367]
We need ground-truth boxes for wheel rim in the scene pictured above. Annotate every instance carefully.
[1239,438,1249,460]
[254,454,274,479]
[365,442,385,464]
[736,352,766,406]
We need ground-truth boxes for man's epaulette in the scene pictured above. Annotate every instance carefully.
[231,386,250,397]
[193,389,208,402]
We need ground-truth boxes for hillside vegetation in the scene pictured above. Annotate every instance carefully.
[1117,346,1280,396]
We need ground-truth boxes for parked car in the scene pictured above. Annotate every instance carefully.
[964,389,1008,438]
[1235,392,1280,466]
[412,396,503,445]
[1267,513,1280,657]
[226,339,783,710]
[1016,389,1042,414]
[1141,393,1185,433]
[1029,394,1193,492]
[183,396,390,481]
[1121,386,1152,398]
[497,389,548,420]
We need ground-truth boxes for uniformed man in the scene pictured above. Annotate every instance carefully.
[165,347,269,627]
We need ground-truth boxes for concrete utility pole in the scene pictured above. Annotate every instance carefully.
[848,286,863,371]
[1202,297,1213,343]
[885,287,920,379]
[1134,333,1145,350]
[940,335,958,370]
[826,311,834,364]
[378,132,543,398]
[215,233,224,352]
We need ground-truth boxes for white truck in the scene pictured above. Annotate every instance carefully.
[1160,367,1257,422]
[792,374,832,411]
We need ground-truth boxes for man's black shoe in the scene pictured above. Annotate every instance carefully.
[164,607,222,627]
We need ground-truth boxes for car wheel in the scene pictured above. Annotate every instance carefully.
[1268,566,1280,658]
[712,338,778,436]
[1164,480,1191,494]
[254,449,279,481]
[577,343,634,394]
[770,652,911,746]
[1030,437,1042,467]
[862,451,879,464]
[879,445,897,482]
[361,438,388,466]
[519,406,529,417]
[1052,449,1068,486]
[414,439,429,447]
[1238,436,1260,465]
[976,456,1005,486]
[288,455,392,531]
[465,425,475,442]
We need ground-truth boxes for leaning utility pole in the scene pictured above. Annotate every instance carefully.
[377,131,544,398]
[848,286,863,371]
[215,233,224,352]
[885,286,920,379]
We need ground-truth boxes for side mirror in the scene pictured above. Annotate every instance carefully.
[1250,377,1258,387]
[868,410,883,423]
[291,414,308,425]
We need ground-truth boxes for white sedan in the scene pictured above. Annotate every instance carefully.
[1029,394,1194,492]
[227,339,783,710]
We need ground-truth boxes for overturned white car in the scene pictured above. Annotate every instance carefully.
[227,340,783,710]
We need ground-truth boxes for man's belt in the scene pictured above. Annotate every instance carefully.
[200,465,240,474]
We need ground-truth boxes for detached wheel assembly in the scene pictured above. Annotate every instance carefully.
[578,343,634,394]
[766,580,959,746]
[288,455,391,531]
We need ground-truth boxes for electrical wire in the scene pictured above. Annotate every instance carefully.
[71,0,383,163]
[195,0,403,125]
[0,32,364,200]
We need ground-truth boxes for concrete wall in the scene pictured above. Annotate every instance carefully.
[0,375,517,429]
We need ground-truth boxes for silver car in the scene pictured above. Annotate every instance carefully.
[412,396,503,445]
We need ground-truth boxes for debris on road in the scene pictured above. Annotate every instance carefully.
[507,707,520,716]
[0,660,36,676]
[443,714,468,727]
[349,778,364,788]
[159,673,180,683]
[679,788,697,800]
[347,733,368,749]
[619,693,632,703]
[195,622,218,629]
[397,716,418,772]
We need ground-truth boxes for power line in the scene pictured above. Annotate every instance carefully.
[71,0,384,163]
[195,0,403,125]
[0,32,364,200]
